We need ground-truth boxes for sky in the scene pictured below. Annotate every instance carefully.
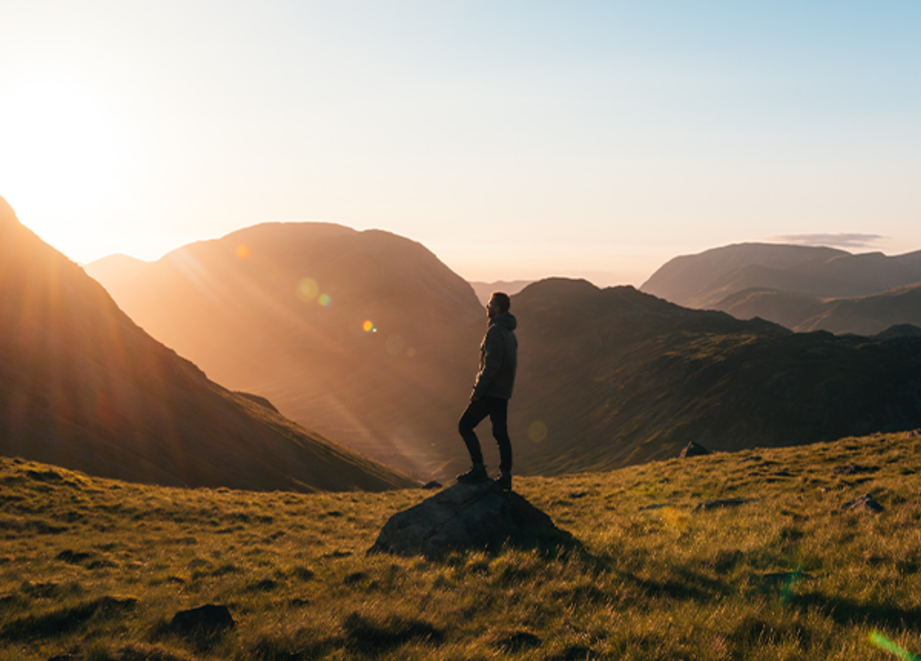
[1,1,920,286]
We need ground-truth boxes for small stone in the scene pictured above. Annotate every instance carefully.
[55,550,91,564]
[421,481,442,490]
[693,497,758,513]
[343,572,368,585]
[679,442,709,458]
[170,604,234,634]
[249,578,278,591]
[832,464,877,476]
[496,631,542,652]
[841,494,883,513]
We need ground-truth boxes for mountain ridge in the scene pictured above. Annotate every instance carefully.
[84,220,485,479]
[84,228,921,481]
[0,196,416,492]
[509,278,921,474]
[641,242,921,309]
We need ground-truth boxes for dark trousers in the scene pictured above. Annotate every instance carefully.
[458,396,512,474]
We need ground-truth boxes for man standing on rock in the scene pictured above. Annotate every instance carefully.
[457,291,518,491]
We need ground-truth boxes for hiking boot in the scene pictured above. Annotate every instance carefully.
[495,471,512,492]
[456,463,489,484]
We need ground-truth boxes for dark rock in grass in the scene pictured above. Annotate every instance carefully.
[679,442,709,458]
[343,572,368,585]
[170,604,234,634]
[422,481,442,490]
[692,497,758,513]
[739,455,763,463]
[249,578,278,591]
[26,469,64,482]
[833,464,878,476]
[496,631,542,652]
[369,482,573,558]
[841,493,883,513]
[55,550,91,564]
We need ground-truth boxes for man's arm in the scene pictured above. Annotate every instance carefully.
[471,326,505,400]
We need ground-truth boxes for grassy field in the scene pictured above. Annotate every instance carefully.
[2,431,921,660]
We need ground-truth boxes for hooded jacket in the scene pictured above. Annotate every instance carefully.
[472,311,518,400]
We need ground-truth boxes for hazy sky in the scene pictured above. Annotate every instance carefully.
[2,1,920,285]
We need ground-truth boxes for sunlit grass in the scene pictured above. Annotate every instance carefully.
[2,431,921,659]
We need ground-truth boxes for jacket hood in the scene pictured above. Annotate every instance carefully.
[490,311,517,331]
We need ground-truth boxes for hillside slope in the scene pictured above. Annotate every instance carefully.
[509,279,921,475]
[715,282,921,336]
[89,229,921,481]
[0,196,415,492]
[88,222,485,479]
[3,430,921,660]
[642,242,921,309]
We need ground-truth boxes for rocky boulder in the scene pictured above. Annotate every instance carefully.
[170,604,235,635]
[369,482,572,558]
[679,442,710,458]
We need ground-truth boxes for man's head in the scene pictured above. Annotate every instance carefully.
[486,291,511,319]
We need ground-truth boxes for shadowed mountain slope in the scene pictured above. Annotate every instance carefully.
[0,197,415,492]
[90,226,921,481]
[88,222,485,479]
[508,278,921,475]
[642,243,921,309]
[714,282,921,336]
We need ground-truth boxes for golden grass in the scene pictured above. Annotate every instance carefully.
[2,431,921,659]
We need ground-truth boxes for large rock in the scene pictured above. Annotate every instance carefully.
[369,482,572,558]
[679,441,709,458]
[170,604,235,634]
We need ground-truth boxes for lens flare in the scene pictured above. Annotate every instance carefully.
[362,320,374,332]
[318,294,331,307]
[296,278,319,302]
[236,244,250,259]
[528,420,548,443]
[868,631,921,661]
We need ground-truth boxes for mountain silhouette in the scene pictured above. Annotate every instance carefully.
[642,243,921,309]
[469,280,533,305]
[89,228,921,481]
[83,253,150,301]
[87,222,485,479]
[507,278,921,474]
[714,282,921,335]
[0,198,415,492]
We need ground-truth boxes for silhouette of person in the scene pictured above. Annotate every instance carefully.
[457,291,517,490]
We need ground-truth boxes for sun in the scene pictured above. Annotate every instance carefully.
[0,74,130,258]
